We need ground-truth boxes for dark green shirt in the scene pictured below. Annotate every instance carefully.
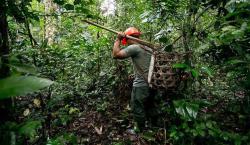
[123,44,152,87]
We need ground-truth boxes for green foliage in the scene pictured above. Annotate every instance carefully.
[167,98,250,144]
[0,120,42,144]
[201,66,213,77]
[18,120,42,139]
[169,118,250,145]
[142,131,155,142]
[1,0,250,144]
[172,63,189,69]
[46,133,77,145]
[173,63,201,78]
[174,100,199,121]
[9,63,37,75]
[51,105,76,126]
[0,76,54,99]
[53,0,65,5]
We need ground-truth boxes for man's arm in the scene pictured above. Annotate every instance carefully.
[112,33,127,59]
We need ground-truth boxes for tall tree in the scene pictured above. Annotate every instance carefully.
[44,0,58,44]
[0,0,10,78]
[0,1,12,138]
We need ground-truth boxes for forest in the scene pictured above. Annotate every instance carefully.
[0,0,249,144]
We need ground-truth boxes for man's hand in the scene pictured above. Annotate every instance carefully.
[112,32,128,59]
[117,32,125,40]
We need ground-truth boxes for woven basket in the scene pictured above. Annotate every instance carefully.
[148,51,188,90]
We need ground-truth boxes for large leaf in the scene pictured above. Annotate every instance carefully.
[172,63,189,69]
[9,63,37,74]
[201,66,213,77]
[225,0,236,13]
[227,59,246,65]
[174,100,199,121]
[191,69,199,78]
[18,120,42,138]
[0,76,54,99]
[8,54,37,74]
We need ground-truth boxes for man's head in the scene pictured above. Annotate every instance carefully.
[122,27,141,45]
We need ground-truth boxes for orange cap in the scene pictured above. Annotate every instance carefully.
[124,27,141,36]
[122,27,140,45]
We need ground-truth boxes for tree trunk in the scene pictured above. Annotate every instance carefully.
[44,0,58,44]
[0,0,12,144]
[0,0,10,78]
[0,0,12,129]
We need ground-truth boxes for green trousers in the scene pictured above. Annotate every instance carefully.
[130,86,160,129]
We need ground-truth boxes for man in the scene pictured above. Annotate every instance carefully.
[112,27,159,132]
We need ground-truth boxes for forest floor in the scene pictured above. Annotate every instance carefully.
[15,87,250,145]
[16,92,166,145]
[67,95,166,145]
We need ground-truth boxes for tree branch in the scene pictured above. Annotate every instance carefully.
[194,5,213,24]
[24,18,38,46]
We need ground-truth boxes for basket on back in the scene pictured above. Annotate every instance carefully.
[148,51,188,90]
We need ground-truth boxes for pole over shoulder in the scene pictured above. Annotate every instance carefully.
[82,19,162,50]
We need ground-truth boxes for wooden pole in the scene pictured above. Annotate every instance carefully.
[83,20,119,34]
[82,20,161,49]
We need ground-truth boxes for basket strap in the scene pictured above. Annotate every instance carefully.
[139,44,153,54]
